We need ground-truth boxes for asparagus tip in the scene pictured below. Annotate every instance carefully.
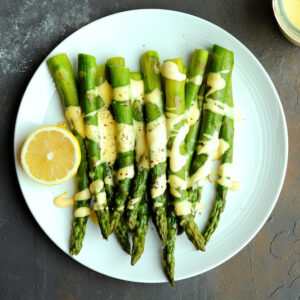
[131,256,138,266]
[109,213,121,235]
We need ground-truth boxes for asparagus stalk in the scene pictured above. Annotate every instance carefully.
[189,83,206,211]
[95,63,116,209]
[47,54,91,255]
[185,49,209,172]
[108,63,135,233]
[162,57,205,251]
[96,60,132,253]
[78,54,110,239]
[126,72,150,231]
[203,77,234,243]
[141,51,168,243]
[177,50,209,235]
[187,45,234,211]
[131,191,150,265]
[162,196,176,286]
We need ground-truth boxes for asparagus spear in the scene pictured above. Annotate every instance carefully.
[47,54,91,255]
[189,83,206,211]
[161,57,205,251]
[141,51,168,243]
[176,50,209,235]
[78,54,110,239]
[203,77,234,243]
[127,72,150,231]
[95,63,116,210]
[185,49,209,172]
[96,60,132,253]
[108,63,135,233]
[131,191,150,265]
[188,45,234,211]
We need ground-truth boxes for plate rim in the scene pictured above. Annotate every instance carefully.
[13,8,289,283]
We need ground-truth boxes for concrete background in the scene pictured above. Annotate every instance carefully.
[1,0,299,299]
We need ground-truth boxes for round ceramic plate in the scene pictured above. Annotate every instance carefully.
[14,9,288,283]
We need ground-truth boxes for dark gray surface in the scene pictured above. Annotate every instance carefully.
[1,0,299,299]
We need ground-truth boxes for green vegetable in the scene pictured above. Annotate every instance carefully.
[162,57,205,251]
[141,51,168,243]
[78,54,110,239]
[177,50,209,235]
[108,61,135,233]
[127,72,150,231]
[188,45,234,213]
[203,77,234,243]
[95,63,115,209]
[47,54,91,255]
[185,49,209,172]
[100,58,133,252]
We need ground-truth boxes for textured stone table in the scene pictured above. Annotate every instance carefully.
[1,0,299,299]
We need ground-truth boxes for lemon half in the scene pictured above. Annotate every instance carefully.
[21,125,81,186]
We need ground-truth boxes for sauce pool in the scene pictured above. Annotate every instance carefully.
[282,0,300,30]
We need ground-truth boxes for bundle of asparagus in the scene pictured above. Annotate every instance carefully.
[47,44,238,286]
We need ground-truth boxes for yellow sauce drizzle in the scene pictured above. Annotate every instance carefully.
[213,139,230,160]
[54,191,97,223]
[90,209,99,224]
[116,123,135,152]
[57,121,69,129]
[174,200,192,216]
[151,173,167,198]
[96,80,117,166]
[86,124,100,144]
[65,106,85,138]
[74,207,91,218]
[145,88,162,107]
[169,123,189,172]
[146,115,167,167]
[186,101,200,126]
[96,80,112,106]
[161,61,186,81]
[113,85,131,101]
[168,175,187,198]
[206,72,226,97]
[54,191,74,208]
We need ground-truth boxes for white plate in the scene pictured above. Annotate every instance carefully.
[14,9,288,283]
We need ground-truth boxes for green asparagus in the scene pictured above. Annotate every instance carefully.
[108,62,135,233]
[95,63,116,210]
[78,54,111,239]
[127,72,150,231]
[161,57,205,251]
[189,83,206,211]
[96,60,132,252]
[185,49,209,172]
[141,51,168,243]
[188,45,234,213]
[203,77,234,243]
[47,53,91,255]
[176,50,208,233]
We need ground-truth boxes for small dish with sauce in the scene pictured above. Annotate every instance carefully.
[273,0,300,46]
